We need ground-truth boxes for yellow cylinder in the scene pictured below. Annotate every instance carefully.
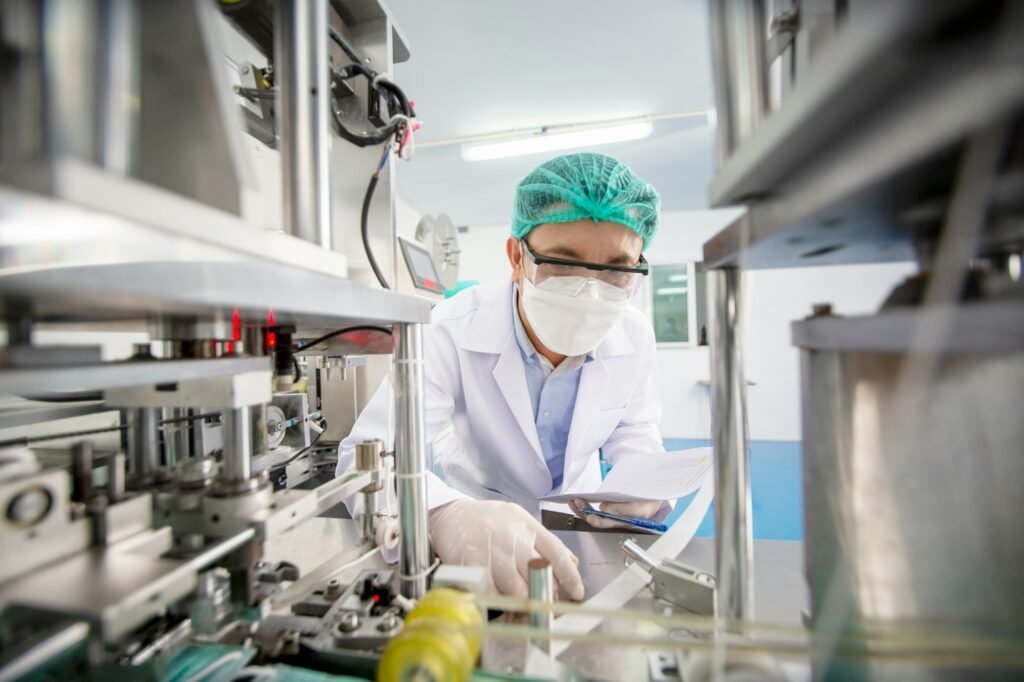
[377,588,483,682]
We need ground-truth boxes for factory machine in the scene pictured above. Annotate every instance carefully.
[0,0,1022,681]
[703,0,1024,680]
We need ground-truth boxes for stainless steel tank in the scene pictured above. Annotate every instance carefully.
[794,301,1024,679]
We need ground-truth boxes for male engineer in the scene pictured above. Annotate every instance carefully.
[338,152,670,600]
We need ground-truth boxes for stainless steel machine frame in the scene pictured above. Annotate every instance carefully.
[704,0,1024,677]
[0,0,432,677]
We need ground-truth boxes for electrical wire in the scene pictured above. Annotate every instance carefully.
[361,148,394,289]
[328,25,363,66]
[267,430,324,474]
[294,325,393,352]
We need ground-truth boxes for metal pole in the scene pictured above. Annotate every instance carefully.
[275,0,332,249]
[708,0,736,164]
[221,408,253,482]
[707,0,769,163]
[528,559,554,630]
[355,439,384,543]
[128,407,159,484]
[394,323,429,598]
[708,268,754,621]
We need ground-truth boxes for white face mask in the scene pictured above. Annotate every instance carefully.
[519,275,629,356]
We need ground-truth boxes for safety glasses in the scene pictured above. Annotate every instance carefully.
[520,239,648,296]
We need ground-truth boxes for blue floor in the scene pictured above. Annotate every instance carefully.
[660,438,803,541]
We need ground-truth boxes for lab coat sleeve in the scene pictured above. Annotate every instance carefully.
[336,323,469,519]
[600,328,666,467]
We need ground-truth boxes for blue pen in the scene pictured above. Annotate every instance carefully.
[582,508,668,534]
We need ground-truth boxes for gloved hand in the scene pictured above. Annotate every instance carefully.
[429,499,585,601]
[570,498,670,530]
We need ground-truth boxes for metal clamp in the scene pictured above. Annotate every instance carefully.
[622,539,716,615]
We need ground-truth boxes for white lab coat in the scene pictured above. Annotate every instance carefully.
[336,280,665,518]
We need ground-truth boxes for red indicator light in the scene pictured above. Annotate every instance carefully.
[266,310,277,348]
[224,341,234,354]
[232,308,241,341]
[422,278,436,290]
[372,594,380,603]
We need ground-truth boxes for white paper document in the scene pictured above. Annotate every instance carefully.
[541,447,713,504]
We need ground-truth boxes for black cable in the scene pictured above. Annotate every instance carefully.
[292,355,302,383]
[328,25,363,65]
[294,325,393,352]
[361,173,391,289]
[330,105,402,147]
[159,411,220,426]
[268,430,324,474]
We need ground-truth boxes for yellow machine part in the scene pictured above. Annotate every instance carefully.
[378,588,483,682]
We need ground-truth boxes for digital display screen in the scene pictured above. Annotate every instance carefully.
[400,238,444,292]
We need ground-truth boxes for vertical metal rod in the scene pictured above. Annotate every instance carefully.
[708,268,754,621]
[362,491,378,542]
[708,0,736,164]
[221,408,253,482]
[394,323,429,598]
[108,452,126,502]
[71,441,93,503]
[162,407,184,468]
[707,0,769,163]
[528,558,554,631]
[100,0,139,175]
[355,439,384,543]
[128,407,160,483]
[275,0,332,249]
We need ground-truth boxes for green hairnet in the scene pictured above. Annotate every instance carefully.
[511,152,660,250]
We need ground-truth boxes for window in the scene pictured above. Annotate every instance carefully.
[650,263,708,347]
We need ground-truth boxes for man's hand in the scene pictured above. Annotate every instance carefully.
[570,498,670,530]
[429,499,585,600]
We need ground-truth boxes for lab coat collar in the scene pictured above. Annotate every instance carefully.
[459,280,636,358]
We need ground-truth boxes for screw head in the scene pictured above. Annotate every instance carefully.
[336,612,360,633]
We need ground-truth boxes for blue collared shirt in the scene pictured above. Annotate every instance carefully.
[511,286,592,489]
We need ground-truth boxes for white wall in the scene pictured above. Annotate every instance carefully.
[453,209,917,442]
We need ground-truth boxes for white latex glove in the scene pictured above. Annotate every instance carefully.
[429,499,585,601]
[570,498,670,530]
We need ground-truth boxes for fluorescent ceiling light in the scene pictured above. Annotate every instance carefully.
[461,122,653,162]
[655,286,688,296]
[668,273,688,282]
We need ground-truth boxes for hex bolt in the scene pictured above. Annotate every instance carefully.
[324,578,343,600]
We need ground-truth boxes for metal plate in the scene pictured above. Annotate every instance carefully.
[0,181,430,328]
[704,3,1024,270]
[0,356,268,397]
[791,299,1024,353]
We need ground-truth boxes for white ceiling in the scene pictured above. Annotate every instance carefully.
[384,0,718,227]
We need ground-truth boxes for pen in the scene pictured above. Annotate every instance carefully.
[582,508,668,534]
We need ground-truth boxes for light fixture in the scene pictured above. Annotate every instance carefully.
[668,273,688,283]
[655,287,688,296]
[461,121,653,162]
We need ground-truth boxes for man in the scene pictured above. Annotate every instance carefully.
[338,152,669,600]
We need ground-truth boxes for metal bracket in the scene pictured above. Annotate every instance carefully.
[106,370,272,409]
